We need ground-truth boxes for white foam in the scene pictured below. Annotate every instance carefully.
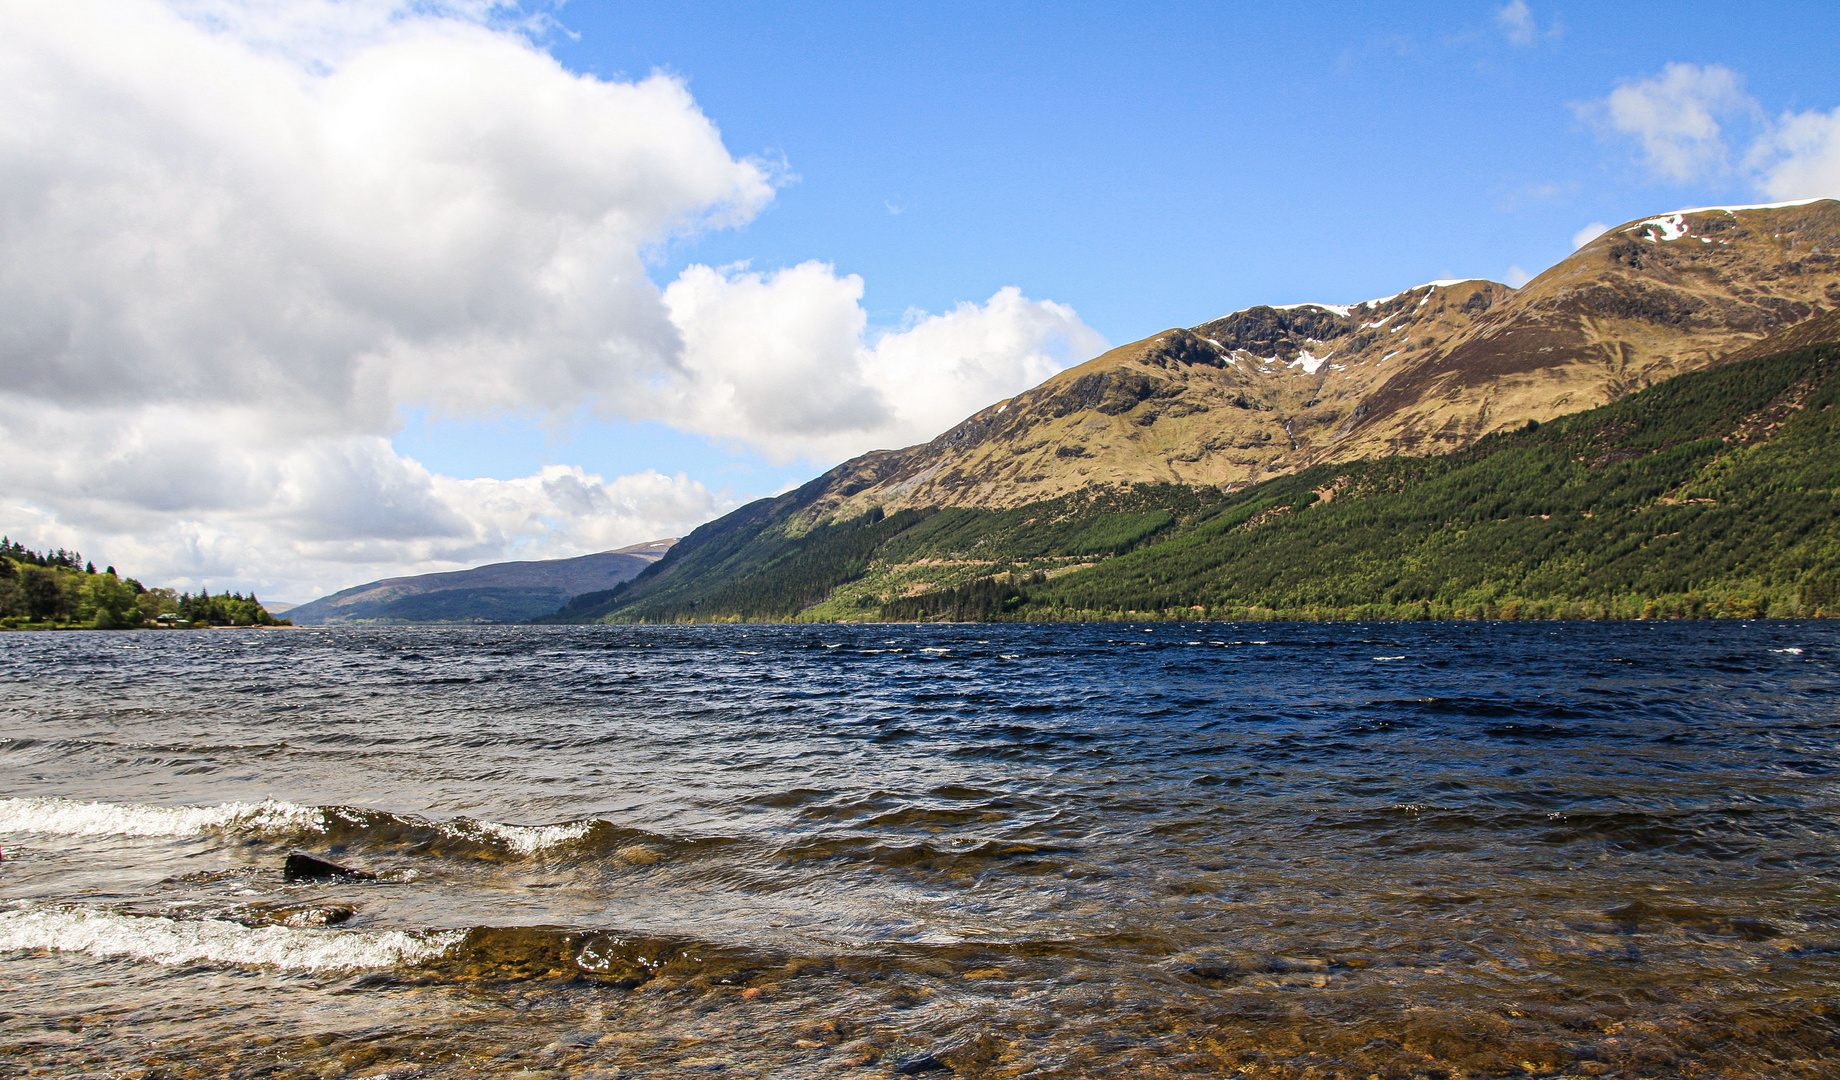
[448,817,593,856]
[0,908,463,972]
[0,797,586,858]
[0,797,325,839]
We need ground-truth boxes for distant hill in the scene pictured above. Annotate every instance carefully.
[286,541,675,625]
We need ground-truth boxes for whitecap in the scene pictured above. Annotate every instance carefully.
[0,797,325,839]
[441,816,594,856]
[0,907,462,973]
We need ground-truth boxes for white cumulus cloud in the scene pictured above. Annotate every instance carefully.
[1585,63,1838,214]
[1591,63,1756,184]
[1751,106,1840,201]
[0,0,772,429]
[0,399,731,599]
[659,264,1106,464]
[0,0,1105,599]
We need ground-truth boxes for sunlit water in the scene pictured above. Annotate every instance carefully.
[3,622,1837,1079]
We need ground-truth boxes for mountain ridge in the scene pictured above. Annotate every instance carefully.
[288,540,675,625]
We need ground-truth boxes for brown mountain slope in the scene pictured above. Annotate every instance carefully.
[803,199,1840,520]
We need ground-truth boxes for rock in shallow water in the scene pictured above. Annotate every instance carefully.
[283,851,376,882]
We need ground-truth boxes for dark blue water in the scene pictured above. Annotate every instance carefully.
[3,621,1838,1078]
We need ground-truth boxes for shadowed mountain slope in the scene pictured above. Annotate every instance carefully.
[288,541,675,625]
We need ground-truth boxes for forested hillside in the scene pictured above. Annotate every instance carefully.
[0,541,287,629]
[561,312,1840,623]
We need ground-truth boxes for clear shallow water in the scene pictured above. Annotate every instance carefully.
[2,621,1838,1079]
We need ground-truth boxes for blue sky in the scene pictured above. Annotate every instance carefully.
[400,0,1840,496]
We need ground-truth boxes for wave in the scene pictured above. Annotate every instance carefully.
[0,796,595,858]
[0,909,770,986]
[0,908,463,973]
[434,816,594,856]
[0,796,325,838]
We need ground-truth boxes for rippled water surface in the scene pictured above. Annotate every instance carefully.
[3,622,1839,1078]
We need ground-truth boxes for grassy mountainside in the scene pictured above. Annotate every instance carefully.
[785,200,1840,521]
[564,311,1840,623]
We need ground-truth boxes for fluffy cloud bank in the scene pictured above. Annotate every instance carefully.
[0,0,1103,598]
[1588,63,1840,200]
[662,267,1105,463]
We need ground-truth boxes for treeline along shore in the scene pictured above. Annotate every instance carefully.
[0,541,288,630]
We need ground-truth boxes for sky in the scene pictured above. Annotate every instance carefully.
[2,0,1838,602]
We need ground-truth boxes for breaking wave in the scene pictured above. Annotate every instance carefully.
[0,796,595,858]
[0,908,464,973]
[0,796,324,838]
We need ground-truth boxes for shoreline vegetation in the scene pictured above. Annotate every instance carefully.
[551,330,1840,626]
[0,541,290,631]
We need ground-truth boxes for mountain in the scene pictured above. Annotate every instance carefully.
[563,313,1840,624]
[794,199,1840,522]
[554,200,1840,625]
[985,310,1840,621]
[287,541,675,625]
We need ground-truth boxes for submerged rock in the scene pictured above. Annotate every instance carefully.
[283,851,377,882]
[894,1052,951,1075]
[241,903,355,928]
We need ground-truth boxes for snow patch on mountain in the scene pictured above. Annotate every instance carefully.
[1274,302,1354,317]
